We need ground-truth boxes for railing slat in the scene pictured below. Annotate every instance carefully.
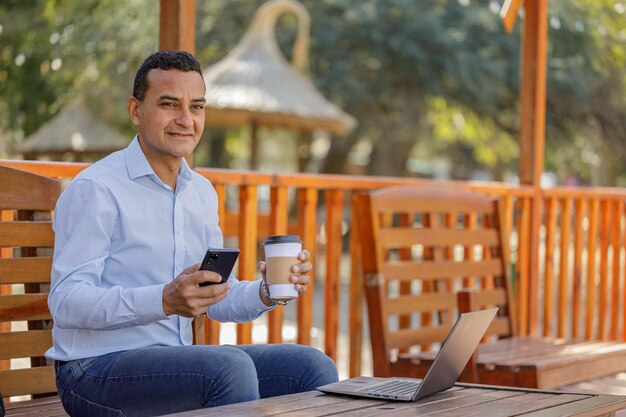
[349,191,363,377]
[297,188,317,346]
[237,185,257,344]
[610,200,623,341]
[268,186,289,344]
[585,198,600,339]
[324,190,344,362]
[207,183,228,345]
[543,197,557,337]
[558,197,572,338]
[517,196,531,336]
[572,198,586,339]
[599,200,611,340]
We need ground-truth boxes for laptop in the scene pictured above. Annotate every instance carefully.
[317,308,498,402]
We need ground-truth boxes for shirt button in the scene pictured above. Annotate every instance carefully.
[177,228,183,235]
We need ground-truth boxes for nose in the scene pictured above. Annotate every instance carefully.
[175,107,193,128]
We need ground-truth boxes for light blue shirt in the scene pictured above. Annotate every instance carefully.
[46,137,271,361]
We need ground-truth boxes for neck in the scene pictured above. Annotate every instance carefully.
[151,160,181,190]
[136,138,183,190]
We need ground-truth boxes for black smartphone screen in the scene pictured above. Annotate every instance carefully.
[198,248,240,286]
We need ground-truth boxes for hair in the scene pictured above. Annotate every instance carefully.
[132,50,203,101]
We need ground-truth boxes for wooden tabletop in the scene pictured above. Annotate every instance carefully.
[163,383,626,417]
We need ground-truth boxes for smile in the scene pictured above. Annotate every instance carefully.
[167,132,194,137]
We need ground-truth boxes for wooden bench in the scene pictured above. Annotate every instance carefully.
[353,186,626,389]
[0,165,234,416]
[0,165,64,416]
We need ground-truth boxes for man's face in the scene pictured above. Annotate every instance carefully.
[127,68,206,164]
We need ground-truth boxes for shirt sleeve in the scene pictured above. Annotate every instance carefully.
[200,185,274,322]
[48,179,167,330]
[206,277,275,323]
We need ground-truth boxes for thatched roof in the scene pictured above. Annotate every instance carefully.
[202,0,356,134]
[15,98,129,157]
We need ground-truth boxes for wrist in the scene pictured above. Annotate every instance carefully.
[259,280,273,307]
[259,278,288,306]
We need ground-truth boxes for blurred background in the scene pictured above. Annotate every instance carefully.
[0,0,625,186]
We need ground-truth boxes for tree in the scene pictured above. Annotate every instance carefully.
[1,0,625,185]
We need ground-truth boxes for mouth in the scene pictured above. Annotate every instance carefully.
[167,132,195,138]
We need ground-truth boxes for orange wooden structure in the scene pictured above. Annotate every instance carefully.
[4,159,626,383]
[352,185,626,389]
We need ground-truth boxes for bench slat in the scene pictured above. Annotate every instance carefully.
[0,366,56,397]
[0,294,51,322]
[0,166,60,211]
[0,257,53,284]
[0,222,54,247]
[389,324,454,350]
[386,292,457,315]
[382,259,503,282]
[0,330,52,360]
[379,228,500,249]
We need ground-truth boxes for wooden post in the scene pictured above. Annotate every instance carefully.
[159,0,197,167]
[159,0,196,54]
[502,0,549,335]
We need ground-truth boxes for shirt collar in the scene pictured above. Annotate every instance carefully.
[124,135,194,182]
[125,136,155,180]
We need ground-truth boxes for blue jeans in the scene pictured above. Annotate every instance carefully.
[55,344,338,417]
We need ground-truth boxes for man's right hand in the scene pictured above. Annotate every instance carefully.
[162,263,230,317]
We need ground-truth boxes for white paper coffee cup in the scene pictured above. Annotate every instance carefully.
[264,235,302,300]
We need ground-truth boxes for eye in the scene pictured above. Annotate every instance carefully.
[192,104,205,111]
[161,102,176,108]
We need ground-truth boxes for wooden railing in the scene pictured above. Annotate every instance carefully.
[2,159,626,378]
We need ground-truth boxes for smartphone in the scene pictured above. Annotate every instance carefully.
[198,248,240,286]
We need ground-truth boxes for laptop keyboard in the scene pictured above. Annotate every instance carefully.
[356,379,421,396]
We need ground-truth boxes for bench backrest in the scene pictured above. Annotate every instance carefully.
[0,165,60,398]
[353,186,517,377]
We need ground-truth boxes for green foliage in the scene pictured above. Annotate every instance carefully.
[1,0,625,185]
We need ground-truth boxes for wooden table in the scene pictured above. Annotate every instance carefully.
[163,382,626,417]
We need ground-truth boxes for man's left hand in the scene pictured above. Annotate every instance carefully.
[258,249,312,306]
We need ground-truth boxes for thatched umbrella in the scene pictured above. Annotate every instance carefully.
[202,0,356,169]
[15,97,129,161]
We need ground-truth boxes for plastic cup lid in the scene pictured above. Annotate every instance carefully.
[264,235,302,245]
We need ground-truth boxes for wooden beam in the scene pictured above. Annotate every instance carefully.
[159,0,196,54]
[500,0,524,34]
[518,0,548,335]
[519,0,548,187]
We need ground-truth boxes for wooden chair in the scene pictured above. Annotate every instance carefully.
[0,165,64,414]
[353,186,626,389]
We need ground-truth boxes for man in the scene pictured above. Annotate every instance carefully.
[46,50,338,417]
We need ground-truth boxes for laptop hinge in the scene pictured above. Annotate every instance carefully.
[365,273,384,287]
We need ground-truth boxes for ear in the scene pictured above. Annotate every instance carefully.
[127,97,141,126]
